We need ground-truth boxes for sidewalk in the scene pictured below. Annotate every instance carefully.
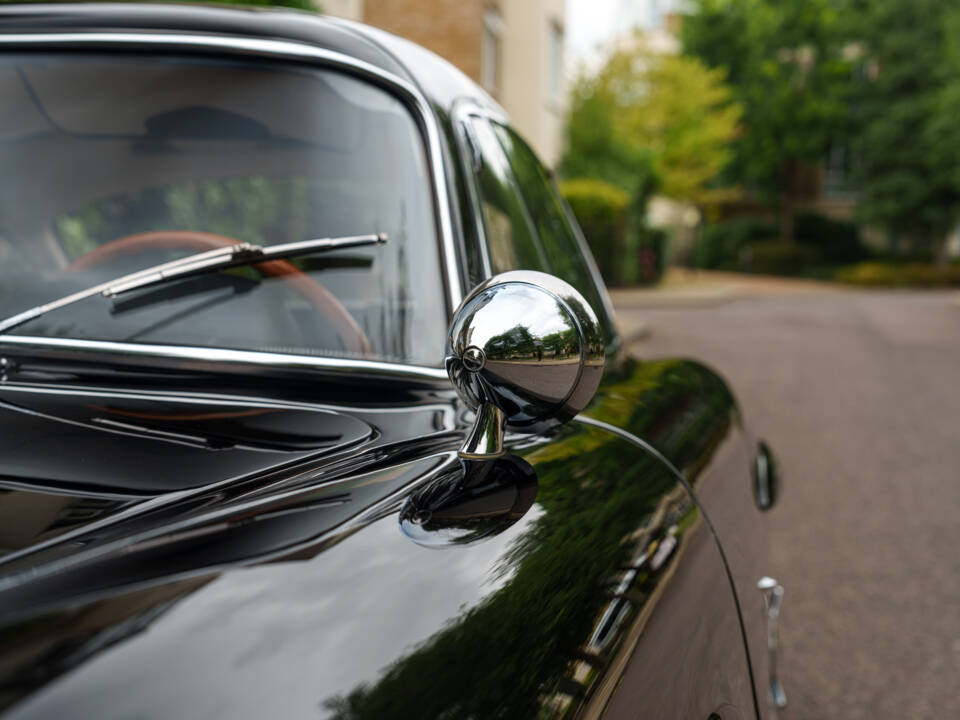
[610,268,844,310]
[610,268,847,342]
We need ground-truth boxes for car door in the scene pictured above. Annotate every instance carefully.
[453,108,762,718]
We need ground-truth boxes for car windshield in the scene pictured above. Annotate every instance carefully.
[0,53,447,366]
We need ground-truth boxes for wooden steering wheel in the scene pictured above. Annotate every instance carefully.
[67,231,373,355]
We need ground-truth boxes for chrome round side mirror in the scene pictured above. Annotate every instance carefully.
[446,271,605,459]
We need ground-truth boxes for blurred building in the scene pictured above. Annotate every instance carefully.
[322,0,567,167]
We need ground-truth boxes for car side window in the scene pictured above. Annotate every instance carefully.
[464,117,550,275]
[490,123,615,344]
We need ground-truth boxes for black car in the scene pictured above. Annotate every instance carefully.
[0,5,781,718]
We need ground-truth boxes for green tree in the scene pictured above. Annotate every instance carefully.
[560,69,658,202]
[682,0,851,243]
[616,48,742,206]
[851,0,960,258]
[562,37,741,208]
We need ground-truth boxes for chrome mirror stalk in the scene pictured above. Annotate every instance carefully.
[458,402,505,459]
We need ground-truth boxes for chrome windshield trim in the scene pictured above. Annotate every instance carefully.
[0,336,449,383]
[0,383,458,421]
[451,98,621,355]
[0,29,463,314]
[451,100,495,280]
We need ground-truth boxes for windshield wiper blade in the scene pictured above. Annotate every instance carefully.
[0,233,387,335]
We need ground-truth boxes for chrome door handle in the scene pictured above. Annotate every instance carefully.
[758,577,787,715]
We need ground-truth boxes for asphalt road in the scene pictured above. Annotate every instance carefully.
[614,287,960,719]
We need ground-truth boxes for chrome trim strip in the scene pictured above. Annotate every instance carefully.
[0,336,449,382]
[0,30,463,356]
[451,100,495,280]
[0,383,459,446]
[0,381,456,414]
[757,577,788,714]
[450,99,620,353]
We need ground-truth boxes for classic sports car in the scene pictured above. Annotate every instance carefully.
[0,5,782,719]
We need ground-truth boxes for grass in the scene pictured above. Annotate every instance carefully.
[833,261,960,287]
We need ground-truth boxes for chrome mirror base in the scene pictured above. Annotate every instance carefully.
[458,402,505,459]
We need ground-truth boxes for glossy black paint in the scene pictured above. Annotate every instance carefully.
[0,385,373,494]
[399,455,540,547]
[0,7,770,718]
[0,355,756,719]
[0,4,410,81]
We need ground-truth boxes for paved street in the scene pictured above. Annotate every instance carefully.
[613,280,960,719]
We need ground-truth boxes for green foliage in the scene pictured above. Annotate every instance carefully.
[560,179,667,286]
[559,179,631,221]
[560,44,738,285]
[627,52,742,204]
[794,212,870,265]
[693,216,777,269]
[928,7,960,218]
[560,79,658,201]
[561,39,741,206]
[559,179,631,286]
[485,317,579,360]
[53,177,312,259]
[746,242,817,276]
[683,0,960,251]
[694,213,868,273]
[635,226,668,285]
[834,261,960,287]
[849,0,960,247]
[682,0,852,238]
[56,211,105,260]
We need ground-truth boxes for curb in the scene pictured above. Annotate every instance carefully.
[618,322,651,345]
[610,287,740,310]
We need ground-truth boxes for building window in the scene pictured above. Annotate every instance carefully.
[548,21,564,106]
[824,142,860,197]
[482,7,502,95]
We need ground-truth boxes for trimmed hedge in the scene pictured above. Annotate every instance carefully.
[794,212,871,264]
[693,216,777,270]
[745,243,818,276]
[834,262,960,287]
[694,212,872,275]
[560,178,635,285]
[635,226,669,285]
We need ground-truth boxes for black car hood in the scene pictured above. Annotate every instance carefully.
[0,384,376,496]
[0,356,760,719]
[0,382,462,597]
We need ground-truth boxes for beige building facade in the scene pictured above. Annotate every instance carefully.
[322,0,567,167]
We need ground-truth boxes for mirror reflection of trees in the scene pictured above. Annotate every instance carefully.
[484,300,579,362]
[323,358,735,719]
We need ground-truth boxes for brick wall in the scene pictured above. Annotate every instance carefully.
[363,0,485,83]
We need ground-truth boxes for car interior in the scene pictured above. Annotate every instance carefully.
[0,53,447,365]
